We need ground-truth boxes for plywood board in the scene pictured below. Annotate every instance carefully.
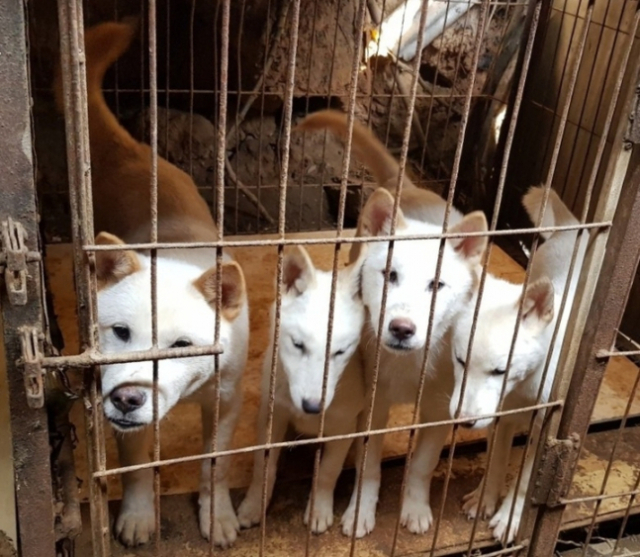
[44,232,640,502]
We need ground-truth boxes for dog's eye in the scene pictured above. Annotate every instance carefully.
[333,348,346,357]
[428,280,445,291]
[112,325,131,342]
[381,269,398,284]
[491,368,506,376]
[455,355,466,368]
[292,339,305,352]
[171,339,193,348]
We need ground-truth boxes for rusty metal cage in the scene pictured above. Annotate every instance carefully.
[2,0,640,556]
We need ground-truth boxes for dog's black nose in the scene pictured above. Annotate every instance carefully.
[110,387,146,414]
[389,318,416,341]
[302,398,322,414]
[460,420,476,429]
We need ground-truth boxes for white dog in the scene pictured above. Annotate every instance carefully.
[54,21,249,547]
[449,185,588,544]
[297,110,489,538]
[237,245,366,533]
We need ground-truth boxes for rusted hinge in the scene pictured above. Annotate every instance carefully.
[19,326,45,409]
[0,218,42,305]
[1,218,29,305]
[531,434,580,507]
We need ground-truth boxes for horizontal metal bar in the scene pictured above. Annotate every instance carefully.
[39,344,224,369]
[0,251,41,267]
[83,222,611,252]
[477,542,530,557]
[91,400,562,478]
[560,488,640,506]
[597,349,640,359]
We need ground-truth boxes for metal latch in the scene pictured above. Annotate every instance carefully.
[531,434,580,507]
[1,218,29,305]
[19,326,45,409]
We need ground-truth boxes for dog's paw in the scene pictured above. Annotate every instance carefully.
[400,497,433,534]
[199,495,240,548]
[115,503,155,547]
[237,491,264,529]
[462,486,498,520]
[489,498,522,545]
[340,501,376,538]
[304,493,334,534]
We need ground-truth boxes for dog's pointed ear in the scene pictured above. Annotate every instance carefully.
[94,232,141,289]
[448,211,488,265]
[520,277,554,333]
[359,188,406,237]
[194,261,246,320]
[282,246,316,296]
[343,243,368,299]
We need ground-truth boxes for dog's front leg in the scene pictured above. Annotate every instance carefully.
[237,398,289,528]
[341,399,388,538]
[305,437,352,534]
[401,418,450,534]
[490,416,539,545]
[198,395,241,548]
[114,427,155,546]
[463,418,515,520]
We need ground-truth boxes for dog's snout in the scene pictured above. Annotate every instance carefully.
[388,318,416,341]
[301,398,322,414]
[110,386,146,414]
[460,419,476,429]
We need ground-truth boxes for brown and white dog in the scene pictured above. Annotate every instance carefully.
[54,20,249,548]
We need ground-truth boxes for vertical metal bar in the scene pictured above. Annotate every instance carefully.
[147,0,161,549]
[256,0,272,232]
[189,0,196,179]
[56,0,109,553]
[276,0,301,238]
[436,0,477,180]
[258,246,284,557]
[314,0,344,230]
[303,0,367,553]
[0,1,56,555]
[417,0,456,175]
[258,2,302,553]
[234,0,247,234]
[208,1,230,554]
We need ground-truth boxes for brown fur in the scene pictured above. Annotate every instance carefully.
[193,261,247,321]
[295,110,447,222]
[54,20,218,245]
[295,110,449,261]
[94,232,141,290]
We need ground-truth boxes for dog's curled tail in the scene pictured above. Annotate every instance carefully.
[295,109,416,191]
[522,184,578,240]
[53,19,138,127]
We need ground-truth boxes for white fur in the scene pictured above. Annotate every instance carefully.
[238,248,366,533]
[343,206,485,538]
[449,185,589,544]
[98,248,249,548]
[361,216,471,353]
